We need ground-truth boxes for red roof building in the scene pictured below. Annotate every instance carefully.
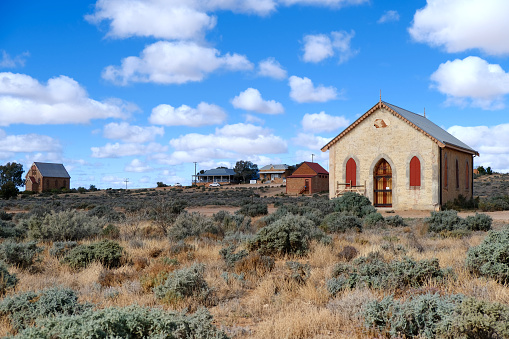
[286,162,329,195]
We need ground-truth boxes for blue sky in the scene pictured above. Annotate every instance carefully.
[1,0,509,189]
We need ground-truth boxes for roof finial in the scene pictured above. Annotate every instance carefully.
[379,89,382,103]
[424,107,426,118]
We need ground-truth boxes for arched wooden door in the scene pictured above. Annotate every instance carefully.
[374,159,392,207]
[346,158,356,188]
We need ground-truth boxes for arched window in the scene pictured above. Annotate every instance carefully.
[455,159,459,189]
[410,156,421,187]
[466,161,469,189]
[444,154,448,188]
[346,158,356,188]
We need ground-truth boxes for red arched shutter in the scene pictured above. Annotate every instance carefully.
[346,158,356,188]
[466,161,469,189]
[456,159,459,188]
[444,155,448,188]
[410,156,421,187]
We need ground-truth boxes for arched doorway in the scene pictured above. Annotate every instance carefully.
[374,159,392,207]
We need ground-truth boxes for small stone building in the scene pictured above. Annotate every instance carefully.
[25,162,71,192]
[259,164,291,183]
[286,162,329,195]
[321,101,479,210]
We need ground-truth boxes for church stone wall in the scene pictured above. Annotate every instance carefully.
[328,107,440,210]
[441,147,474,204]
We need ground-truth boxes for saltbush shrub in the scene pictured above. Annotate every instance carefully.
[153,264,211,303]
[327,253,450,295]
[49,241,78,258]
[332,192,376,217]
[425,210,464,233]
[24,209,105,241]
[62,240,123,269]
[320,213,362,233]
[168,212,221,241]
[466,226,509,283]
[0,220,25,239]
[385,215,406,227]
[0,287,90,331]
[13,306,228,339]
[213,211,252,234]
[285,261,310,285]
[248,213,329,256]
[0,240,42,269]
[0,262,18,295]
[236,203,268,217]
[479,195,509,212]
[363,212,385,227]
[464,213,492,231]
[219,245,248,269]
[258,204,324,227]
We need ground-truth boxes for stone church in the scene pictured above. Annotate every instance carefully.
[321,101,478,210]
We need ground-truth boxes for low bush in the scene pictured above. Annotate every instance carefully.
[153,264,211,304]
[236,203,268,217]
[385,215,406,227]
[479,195,509,212]
[0,262,18,295]
[219,245,248,269]
[13,306,228,339]
[363,212,385,228]
[0,220,25,239]
[320,213,362,233]
[62,240,124,269]
[464,213,492,231]
[258,204,324,227]
[101,224,120,239]
[0,287,90,332]
[425,210,492,233]
[466,226,509,283]
[168,212,221,241]
[0,240,42,270]
[337,245,359,261]
[49,241,78,258]
[24,209,105,241]
[327,253,450,296]
[332,192,376,217]
[285,261,310,285]
[248,213,329,256]
[443,194,479,211]
[213,211,252,234]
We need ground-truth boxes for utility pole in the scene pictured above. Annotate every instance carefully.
[124,178,129,190]
[193,162,197,185]
[311,154,315,163]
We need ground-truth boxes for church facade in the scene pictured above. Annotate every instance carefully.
[321,101,478,210]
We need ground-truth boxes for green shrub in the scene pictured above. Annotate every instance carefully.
[13,306,228,339]
[0,262,18,295]
[466,226,509,283]
[0,287,90,331]
[49,241,78,258]
[332,192,376,217]
[258,204,324,227]
[101,224,120,239]
[285,261,310,285]
[149,199,187,236]
[320,213,362,233]
[0,240,42,269]
[479,195,509,212]
[213,211,252,234]
[24,209,105,241]
[363,212,385,227]
[236,203,268,217]
[168,212,221,241]
[0,220,26,239]
[219,245,248,269]
[87,205,124,222]
[248,214,329,256]
[62,240,124,269]
[425,210,465,233]
[385,215,406,227]
[153,264,211,303]
[464,213,492,231]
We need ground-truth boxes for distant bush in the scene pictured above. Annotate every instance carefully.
[87,205,124,223]
[258,204,324,227]
[0,220,25,239]
[24,209,105,241]
[13,306,228,339]
[214,211,253,234]
[219,245,248,269]
[337,245,359,261]
[62,240,124,269]
[168,212,221,241]
[150,199,187,236]
[49,241,78,258]
[153,264,211,304]
[385,215,406,227]
[0,262,18,295]
[332,192,376,218]
[363,212,385,228]
[320,213,362,233]
[248,214,329,256]
[0,287,90,332]
[327,253,450,296]
[443,194,479,210]
[425,210,492,233]
[236,203,268,217]
[466,226,509,283]
[101,223,120,239]
[0,240,42,270]
[479,195,509,212]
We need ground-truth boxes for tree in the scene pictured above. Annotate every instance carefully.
[0,162,24,187]
[234,160,258,183]
[0,181,18,200]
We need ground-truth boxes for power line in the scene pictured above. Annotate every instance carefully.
[123,178,129,190]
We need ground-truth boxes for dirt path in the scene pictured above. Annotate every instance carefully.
[380,209,509,222]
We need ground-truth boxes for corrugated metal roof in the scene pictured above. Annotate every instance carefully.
[34,162,70,178]
[382,102,477,153]
[197,168,236,176]
[259,164,288,171]
[304,162,328,174]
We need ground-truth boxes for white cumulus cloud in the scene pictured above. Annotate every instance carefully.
[103,41,253,85]
[301,111,349,133]
[448,124,509,172]
[231,88,284,114]
[292,132,331,150]
[302,31,356,63]
[0,51,29,68]
[430,56,509,109]
[258,58,287,79]
[409,0,509,55]
[289,76,339,103]
[125,158,152,172]
[91,142,168,158]
[149,102,227,127]
[103,122,164,143]
[0,129,61,154]
[0,72,131,125]
[377,10,399,23]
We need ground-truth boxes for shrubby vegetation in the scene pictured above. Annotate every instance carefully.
[168,212,222,241]
[0,240,42,270]
[425,210,492,233]
[153,264,211,304]
[61,239,124,269]
[332,192,376,217]
[320,213,362,233]
[235,203,268,217]
[0,262,18,295]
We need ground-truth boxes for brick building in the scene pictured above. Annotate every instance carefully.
[25,162,71,192]
[286,162,329,195]
[258,164,291,183]
[321,101,478,210]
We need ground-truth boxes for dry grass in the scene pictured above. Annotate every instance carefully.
[2,214,509,338]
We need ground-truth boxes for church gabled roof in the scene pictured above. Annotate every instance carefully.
[34,162,70,178]
[321,101,479,156]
